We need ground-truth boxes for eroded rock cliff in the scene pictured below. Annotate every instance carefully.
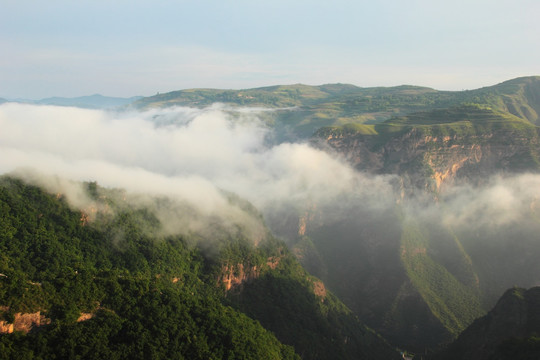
[315,106,540,192]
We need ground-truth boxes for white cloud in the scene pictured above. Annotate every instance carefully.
[0,103,386,241]
[2,102,540,246]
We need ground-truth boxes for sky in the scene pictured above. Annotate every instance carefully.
[1,0,539,99]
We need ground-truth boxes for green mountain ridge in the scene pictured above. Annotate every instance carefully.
[133,76,540,141]
[314,104,540,192]
[432,286,540,360]
[0,176,400,359]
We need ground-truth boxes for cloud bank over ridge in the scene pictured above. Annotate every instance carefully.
[0,103,395,239]
[1,102,540,243]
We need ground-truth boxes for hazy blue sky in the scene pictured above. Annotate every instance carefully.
[1,0,539,98]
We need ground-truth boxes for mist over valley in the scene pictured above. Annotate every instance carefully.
[2,77,540,359]
[3,0,540,357]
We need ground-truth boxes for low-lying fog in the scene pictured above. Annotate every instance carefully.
[1,102,539,243]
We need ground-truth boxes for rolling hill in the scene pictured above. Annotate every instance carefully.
[133,76,540,142]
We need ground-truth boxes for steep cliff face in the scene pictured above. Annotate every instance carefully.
[316,106,540,192]
[0,307,98,334]
[218,247,286,291]
[220,263,260,291]
[297,105,540,351]
[0,310,50,334]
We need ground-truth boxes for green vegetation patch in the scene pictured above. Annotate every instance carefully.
[400,220,484,337]
[0,176,300,359]
[0,176,400,359]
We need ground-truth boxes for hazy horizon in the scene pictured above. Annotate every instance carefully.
[3,75,540,102]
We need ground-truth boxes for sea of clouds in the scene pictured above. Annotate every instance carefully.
[1,102,539,243]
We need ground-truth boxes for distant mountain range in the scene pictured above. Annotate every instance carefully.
[3,94,143,109]
[5,76,540,121]
[133,76,540,142]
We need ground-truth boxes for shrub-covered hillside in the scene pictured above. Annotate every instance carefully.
[0,176,399,360]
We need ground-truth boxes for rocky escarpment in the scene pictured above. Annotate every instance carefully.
[0,309,50,334]
[219,250,286,291]
[0,306,98,334]
[315,106,540,192]
[220,263,262,291]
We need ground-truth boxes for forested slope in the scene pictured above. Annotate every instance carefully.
[0,176,399,359]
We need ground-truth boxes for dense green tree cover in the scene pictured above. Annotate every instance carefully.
[432,287,540,360]
[0,177,299,359]
[228,268,399,360]
[0,176,399,359]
